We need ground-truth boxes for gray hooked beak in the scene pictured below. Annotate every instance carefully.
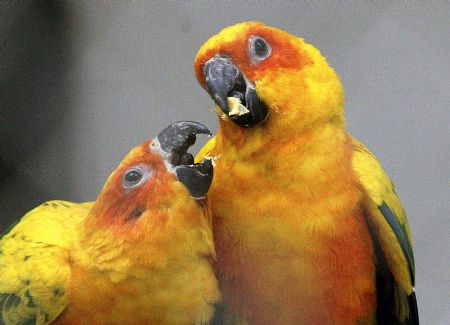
[154,121,213,199]
[204,56,269,127]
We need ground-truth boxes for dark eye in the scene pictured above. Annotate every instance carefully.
[123,167,144,188]
[248,36,271,62]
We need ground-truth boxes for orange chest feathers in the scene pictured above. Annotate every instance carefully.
[209,133,378,325]
[53,262,218,325]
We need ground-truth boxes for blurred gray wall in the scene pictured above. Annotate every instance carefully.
[1,2,449,324]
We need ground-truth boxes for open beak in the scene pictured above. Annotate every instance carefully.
[153,121,213,199]
[204,55,269,128]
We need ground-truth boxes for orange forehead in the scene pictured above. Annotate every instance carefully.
[110,140,170,190]
[103,140,174,208]
[194,21,313,86]
[90,139,177,231]
[116,140,158,171]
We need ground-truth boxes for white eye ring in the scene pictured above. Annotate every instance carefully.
[122,165,151,189]
[248,35,271,63]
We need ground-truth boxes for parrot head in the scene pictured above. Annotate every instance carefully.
[84,121,215,270]
[194,21,345,137]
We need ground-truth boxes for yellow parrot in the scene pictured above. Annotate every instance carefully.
[0,121,220,325]
[194,22,418,324]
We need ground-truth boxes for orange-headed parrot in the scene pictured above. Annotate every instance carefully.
[0,121,220,325]
[194,22,418,324]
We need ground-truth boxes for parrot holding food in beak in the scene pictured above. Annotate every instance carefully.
[194,22,418,325]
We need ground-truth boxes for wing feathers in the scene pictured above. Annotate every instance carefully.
[378,202,415,285]
[0,201,90,325]
[351,137,418,324]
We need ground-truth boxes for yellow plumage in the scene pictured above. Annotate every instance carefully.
[0,132,220,325]
[0,201,84,325]
[194,21,417,324]
[352,138,414,293]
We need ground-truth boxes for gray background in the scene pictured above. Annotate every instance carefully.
[1,1,449,324]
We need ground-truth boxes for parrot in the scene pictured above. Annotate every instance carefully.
[0,121,221,325]
[194,21,418,325]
